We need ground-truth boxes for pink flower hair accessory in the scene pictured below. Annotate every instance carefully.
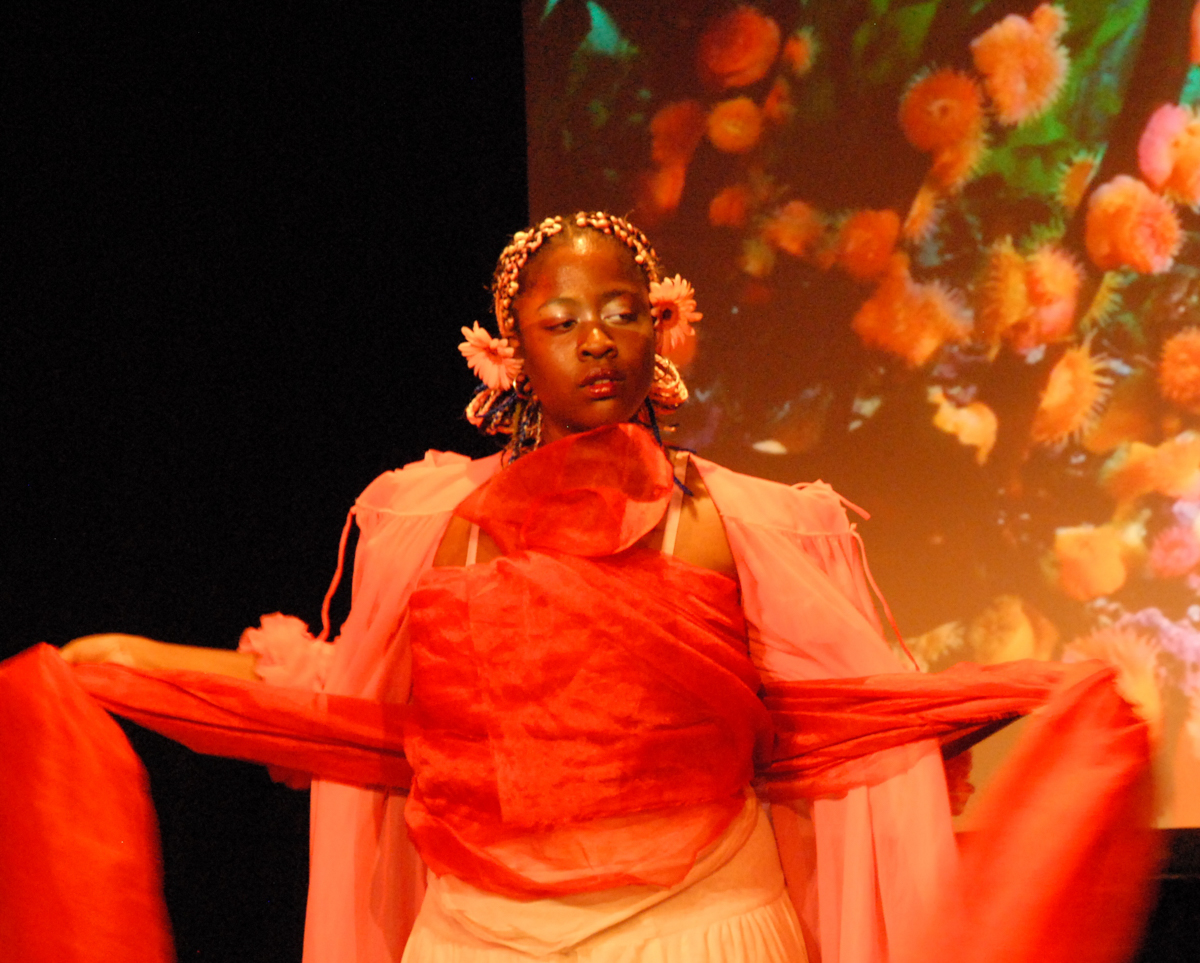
[649,274,702,354]
[459,321,523,391]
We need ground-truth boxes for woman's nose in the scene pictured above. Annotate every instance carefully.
[579,321,617,357]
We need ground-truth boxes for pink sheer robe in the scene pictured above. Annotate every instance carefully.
[0,426,1154,963]
[237,435,962,963]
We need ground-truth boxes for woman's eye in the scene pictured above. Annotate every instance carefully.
[547,318,576,331]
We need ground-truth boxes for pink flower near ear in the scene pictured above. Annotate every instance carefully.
[650,275,702,354]
[459,322,522,390]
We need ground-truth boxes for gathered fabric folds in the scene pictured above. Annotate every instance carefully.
[0,425,1161,963]
[405,551,771,897]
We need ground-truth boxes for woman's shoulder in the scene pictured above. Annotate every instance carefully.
[356,449,504,516]
[690,454,864,536]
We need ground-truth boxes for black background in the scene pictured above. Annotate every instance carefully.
[5,3,526,958]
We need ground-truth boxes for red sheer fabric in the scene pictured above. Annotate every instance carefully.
[0,426,1160,963]
[405,551,769,896]
[0,646,173,963]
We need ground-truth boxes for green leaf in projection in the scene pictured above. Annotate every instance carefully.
[1063,0,1149,142]
[853,1,939,88]
[978,0,1149,199]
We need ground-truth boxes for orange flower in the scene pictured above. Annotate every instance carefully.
[851,253,970,367]
[1160,328,1200,413]
[977,237,1029,353]
[636,162,688,221]
[1063,626,1162,737]
[649,100,708,166]
[978,243,1082,354]
[928,387,998,465]
[1054,524,1127,600]
[762,76,794,124]
[1058,150,1103,212]
[706,96,764,153]
[1138,103,1200,208]
[781,27,817,77]
[931,130,987,191]
[1082,369,1157,454]
[967,595,1058,663]
[709,184,752,228]
[1030,341,1114,446]
[971,4,1070,125]
[903,181,942,242]
[762,199,824,258]
[833,209,901,281]
[1102,434,1200,504]
[1085,175,1183,274]
[1023,244,1083,345]
[898,68,986,153]
[697,6,782,90]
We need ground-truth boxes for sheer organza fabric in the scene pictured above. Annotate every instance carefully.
[0,425,1157,963]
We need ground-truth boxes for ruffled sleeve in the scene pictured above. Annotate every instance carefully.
[238,613,334,690]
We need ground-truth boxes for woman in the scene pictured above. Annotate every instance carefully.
[54,213,1154,963]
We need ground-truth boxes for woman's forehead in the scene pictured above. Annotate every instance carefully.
[523,230,644,289]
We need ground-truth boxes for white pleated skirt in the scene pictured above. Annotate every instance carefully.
[401,796,808,962]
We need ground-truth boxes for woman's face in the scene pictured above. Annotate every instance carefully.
[511,231,656,445]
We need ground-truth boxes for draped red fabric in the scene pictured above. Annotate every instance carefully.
[760,659,1100,800]
[404,549,770,895]
[2,639,1156,962]
[0,425,1158,962]
[454,422,674,557]
[0,645,174,963]
[74,652,413,790]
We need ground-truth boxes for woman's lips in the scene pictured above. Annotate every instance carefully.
[581,368,623,399]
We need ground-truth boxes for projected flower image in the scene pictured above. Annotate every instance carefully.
[526,0,1200,824]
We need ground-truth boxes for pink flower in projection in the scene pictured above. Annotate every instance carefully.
[970,4,1070,126]
[1085,175,1182,274]
[649,275,702,354]
[459,322,522,390]
[1138,103,1200,207]
[1148,525,1200,579]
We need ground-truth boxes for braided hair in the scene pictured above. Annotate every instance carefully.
[466,212,689,462]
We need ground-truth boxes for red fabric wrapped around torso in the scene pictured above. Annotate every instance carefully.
[403,427,774,895]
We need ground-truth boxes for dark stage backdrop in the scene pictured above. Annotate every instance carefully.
[523,0,1200,829]
[5,4,527,959]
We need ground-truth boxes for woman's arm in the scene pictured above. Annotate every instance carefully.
[60,634,259,680]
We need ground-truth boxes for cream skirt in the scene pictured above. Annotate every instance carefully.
[401,794,808,962]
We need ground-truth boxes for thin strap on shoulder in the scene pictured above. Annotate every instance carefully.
[660,450,688,557]
[466,522,481,566]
